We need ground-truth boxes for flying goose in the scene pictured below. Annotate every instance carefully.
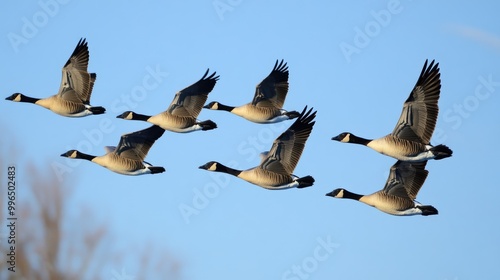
[116,69,218,133]
[203,59,300,123]
[5,38,105,117]
[332,60,452,162]
[199,106,316,190]
[61,125,165,175]
[326,161,438,216]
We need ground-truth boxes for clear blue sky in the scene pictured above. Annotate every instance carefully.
[2,1,500,279]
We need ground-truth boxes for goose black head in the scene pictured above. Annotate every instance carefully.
[5,93,24,102]
[116,111,135,120]
[203,101,219,110]
[61,150,80,158]
[198,161,221,171]
[331,132,352,143]
[325,188,345,198]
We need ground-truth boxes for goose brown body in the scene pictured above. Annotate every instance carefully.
[61,125,165,175]
[327,161,438,216]
[199,106,316,190]
[5,38,105,117]
[203,59,299,123]
[117,69,218,133]
[332,60,452,162]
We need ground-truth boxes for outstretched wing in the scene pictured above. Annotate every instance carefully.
[167,69,219,118]
[251,59,289,108]
[382,160,429,200]
[58,38,96,104]
[260,106,316,174]
[114,125,165,161]
[392,60,441,144]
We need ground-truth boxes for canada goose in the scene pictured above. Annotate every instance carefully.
[116,69,218,133]
[5,38,105,117]
[199,106,316,190]
[203,59,299,123]
[326,161,438,216]
[332,60,452,162]
[61,125,165,175]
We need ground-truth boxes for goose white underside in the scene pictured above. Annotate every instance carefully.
[103,163,155,176]
[246,174,301,190]
[368,141,438,162]
[376,202,424,216]
[68,105,96,117]
[389,148,436,162]
[259,114,293,124]
[92,157,155,176]
[160,124,204,133]
[230,107,292,124]
[258,180,301,190]
[38,103,96,117]
[144,120,203,133]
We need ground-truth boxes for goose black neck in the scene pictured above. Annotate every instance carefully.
[219,164,242,177]
[350,134,372,146]
[78,152,97,161]
[218,103,235,112]
[22,95,40,104]
[343,189,363,201]
[133,113,152,121]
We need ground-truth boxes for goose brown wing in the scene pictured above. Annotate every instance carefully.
[251,59,289,108]
[391,60,441,144]
[58,38,95,103]
[382,161,429,200]
[114,125,165,161]
[260,106,315,174]
[167,69,219,117]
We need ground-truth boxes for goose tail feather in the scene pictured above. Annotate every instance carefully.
[418,205,439,216]
[431,144,453,160]
[148,167,166,174]
[296,175,315,188]
[285,110,300,119]
[198,120,217,131]
[89,106,106,115]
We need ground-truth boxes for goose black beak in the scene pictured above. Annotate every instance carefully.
[331,135,341,141]
[60,152,68,157]
[198,164,208,170]
[116,112,127,119]
[202,104,210,109]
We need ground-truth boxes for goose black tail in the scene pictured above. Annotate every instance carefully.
[149,167,166,174]
[296,175,315,189]
[89,106,106,115]
[431,144,453,160]
[418,205,438,216]
[199,120,217,131]
[285,110,300,120]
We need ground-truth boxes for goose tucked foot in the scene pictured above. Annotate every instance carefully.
[431,144,453,160]
[148,167,166,174]
[296,175,315,188]
[285,110,300,119]
[198,120,217,131]
[417,205,439,216]
[88,106,106,115]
